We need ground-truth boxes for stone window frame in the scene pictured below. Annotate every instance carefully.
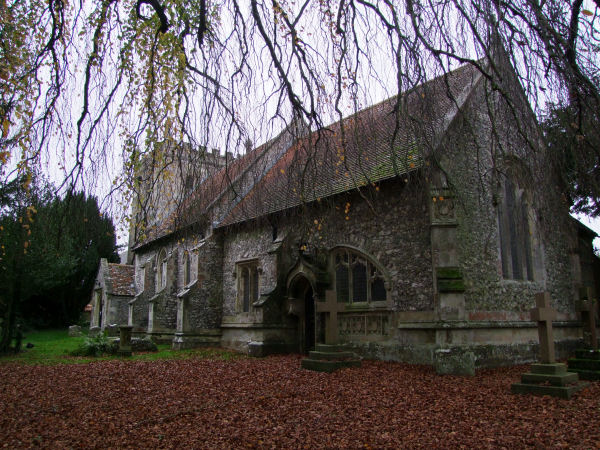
[236,259,260,313]
[496,176,538,282]
[156,248,168,292]
[331,246,390,308]
[182,250,192,287]
[137,264,146,294]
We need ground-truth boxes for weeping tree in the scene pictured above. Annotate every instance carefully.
[0,0,599,242]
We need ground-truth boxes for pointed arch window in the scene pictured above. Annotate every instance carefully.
[237,261,259,312]
[497,178,535,281]
[157,249,168,291]
[333,247,388,305]
[182,251,191,286]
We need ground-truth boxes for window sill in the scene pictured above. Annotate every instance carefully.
[344,301,390,311]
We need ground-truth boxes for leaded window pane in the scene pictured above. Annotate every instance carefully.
[372,277,386,301]
[184,253,191,285]
[242,268,250,312]
[336,264,349,303]
[352,261,367,302]
[252,268,259,302]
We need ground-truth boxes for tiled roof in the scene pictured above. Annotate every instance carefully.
[107,263,135,296]
[218,63,481,227]
[135,61,481,244]
[135,120,301,247]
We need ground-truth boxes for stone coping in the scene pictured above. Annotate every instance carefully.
[174,329,222,336]
[341,302,391,312]
[177,280,198,298]
[397,320,581,330]
[220,322,297,329]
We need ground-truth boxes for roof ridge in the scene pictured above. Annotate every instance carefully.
[203,119,303,221]
[217,61,483,228]
[319,61,480,133]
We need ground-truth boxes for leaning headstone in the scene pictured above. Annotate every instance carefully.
[118,325,133,357]
[68,325,82,337]
[511,292,589,399]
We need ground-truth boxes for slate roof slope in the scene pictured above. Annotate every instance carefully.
[107,263,136,296]
[218,63,482,227]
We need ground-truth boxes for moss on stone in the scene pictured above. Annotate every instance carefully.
[436,267,462,279]
[438,279,465,292]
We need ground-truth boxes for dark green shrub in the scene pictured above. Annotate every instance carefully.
[70,332,113,356]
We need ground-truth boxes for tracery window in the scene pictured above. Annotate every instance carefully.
[333,248,388,304]
[237,261,259,312]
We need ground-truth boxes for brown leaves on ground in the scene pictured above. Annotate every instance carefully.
[1,355,599,448]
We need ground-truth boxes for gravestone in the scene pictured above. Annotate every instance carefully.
[68,325,82,337]
[106,323,119,337]
[530,292,556,363]
[118,325,133,357]
[576,287,597,350]
[315,290,346,344]
[434,348,476,376]
[301,291,361,372]
[511,292,588,399]
[566,287,600,380]
[88,326,100,337]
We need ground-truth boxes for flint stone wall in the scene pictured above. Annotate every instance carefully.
[437,75,577,316]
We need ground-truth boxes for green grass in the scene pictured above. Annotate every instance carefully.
[0,329,243,366]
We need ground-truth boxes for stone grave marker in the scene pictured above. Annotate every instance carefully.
[577,287,597,350]
[68,325,82,337]
[511,292,588,399]
[566,287,600,380]
[530,291,556,363]
[118,325,133,357]
[301,290,361,372]
[315,290,346,345]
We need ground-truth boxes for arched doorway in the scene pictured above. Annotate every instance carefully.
[289,275,315,354]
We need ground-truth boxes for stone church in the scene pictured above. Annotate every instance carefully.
[91,50,599,367]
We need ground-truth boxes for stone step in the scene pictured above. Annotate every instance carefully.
[301,358,361,373]
[567,359,600,371]
[574,349,600,360]
[568,369,600,381]
[530,363,567,375]
[511,382,589,400]
[309,350,355,360]
[314,344,349,353]
[520,372,579,386]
